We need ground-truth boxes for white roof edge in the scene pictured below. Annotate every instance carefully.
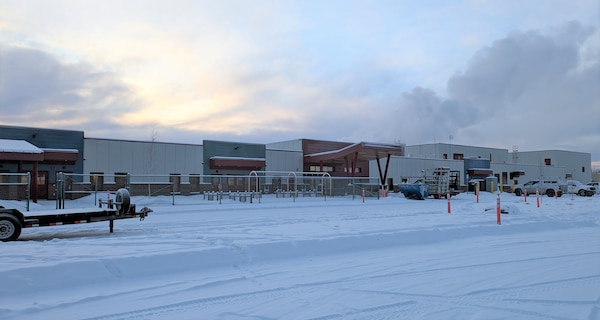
[0,139,43,153]
[210,156,266,161]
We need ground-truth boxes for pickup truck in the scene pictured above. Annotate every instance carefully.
[513,180,563,197]
[563,180,596,196]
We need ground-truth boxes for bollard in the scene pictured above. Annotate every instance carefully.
[496,193,501,225]
[476,182,480,203]
[447,192,451,214]
[536,190,540,208]
[362,188,365,203]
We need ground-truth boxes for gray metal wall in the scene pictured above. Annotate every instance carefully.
[83,138,203,177]
[405,143,510,163]
[514,150,592,182]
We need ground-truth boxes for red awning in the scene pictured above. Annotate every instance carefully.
[210,156,266,170]
[42,148,79,164]
[0,139,44,161]
[467,168,493,176]
[0,140,78,164]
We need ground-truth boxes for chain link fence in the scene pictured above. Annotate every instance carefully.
[1,172,388,208]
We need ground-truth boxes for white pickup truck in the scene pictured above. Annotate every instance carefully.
[563,180,596,196]
[513,179,563,197]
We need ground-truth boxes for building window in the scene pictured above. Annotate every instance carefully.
[544,158,551,166]
[453,153,464,160]
[443,153,448,159]
[309,165,334,172]
[344,167,362,173]
[582,166,585,173]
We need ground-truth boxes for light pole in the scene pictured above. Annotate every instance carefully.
[449,135,453,160]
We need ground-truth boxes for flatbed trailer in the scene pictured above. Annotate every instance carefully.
[0,188,151,241]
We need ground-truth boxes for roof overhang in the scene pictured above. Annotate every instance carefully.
[467,168,493,176]
[210,156,266,170]
[0,139,78,164]
[0,139,44,161]
[41,148,79,165]
[304,142,404,163]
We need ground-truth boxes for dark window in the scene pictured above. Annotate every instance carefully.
[453,153,464,160]
[582,166,585,173]
[544,158,551,166]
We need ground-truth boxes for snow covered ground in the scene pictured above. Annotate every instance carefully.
[1,191,599,320]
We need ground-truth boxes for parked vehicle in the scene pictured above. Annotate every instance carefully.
[563,180,596,196]
[513,180,563,197]
[398,183,429,200]
[399,168,460,200]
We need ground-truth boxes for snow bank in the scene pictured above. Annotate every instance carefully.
[1,192,599,319]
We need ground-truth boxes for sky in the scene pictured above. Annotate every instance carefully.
[0,1,599,165]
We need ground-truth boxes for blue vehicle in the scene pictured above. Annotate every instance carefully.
[399,182,429,200]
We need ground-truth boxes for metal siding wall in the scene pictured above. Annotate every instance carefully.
[266,140,303,152]
[84,138,203,176]
[266,149,303,172]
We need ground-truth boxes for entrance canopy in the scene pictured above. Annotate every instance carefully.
[304,142,404,185]
[304,142,404,163]
[0,139,78,164]
[0,139,44,161]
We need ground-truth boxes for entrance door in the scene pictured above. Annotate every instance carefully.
[37,171,49,199]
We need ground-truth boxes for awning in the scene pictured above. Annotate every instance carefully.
[0,139,78,163]
[467,168,493,176]
[42,148,79,164]
[0,139,44,161]
[210,156,266,170]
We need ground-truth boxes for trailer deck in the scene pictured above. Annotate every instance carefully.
[0,188,151,241]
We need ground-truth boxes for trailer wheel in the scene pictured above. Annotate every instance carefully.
[0,213,22,241]
[115,188,131,215]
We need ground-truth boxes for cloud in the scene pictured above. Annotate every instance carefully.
[0,45,144,134]
[392,22,600,160]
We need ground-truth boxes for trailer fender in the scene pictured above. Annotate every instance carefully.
[0,213,22,241]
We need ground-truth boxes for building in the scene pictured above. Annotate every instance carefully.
[0,126,82,201]
[0,125,594,199]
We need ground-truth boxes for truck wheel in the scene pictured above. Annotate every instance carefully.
[0,213,22,241]
[115,188,131,215]
[546,189,555,197]
[578,189,586,196]
[514,189,522,196]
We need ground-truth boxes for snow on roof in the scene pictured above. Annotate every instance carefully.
[42,148,79,153]
[305,141,403,157]
[209,156,266,161]
[0,139,43,153]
